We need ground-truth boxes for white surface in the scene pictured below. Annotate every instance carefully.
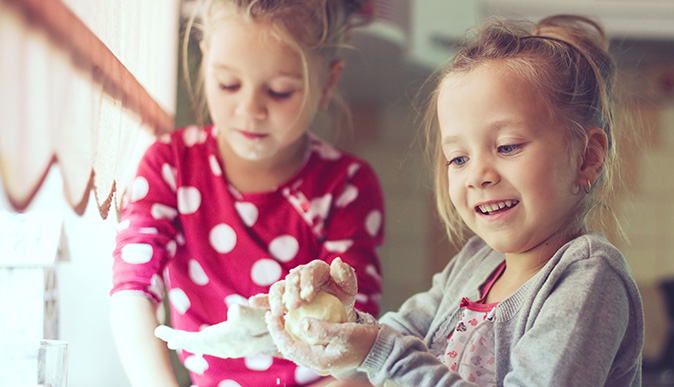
[0,210,64,267]
[1,167,131,387]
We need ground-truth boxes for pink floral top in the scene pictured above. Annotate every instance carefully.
[443,262,505,385]
[111,125,385,387]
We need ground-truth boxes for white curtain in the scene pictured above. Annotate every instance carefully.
[0,0,179,218]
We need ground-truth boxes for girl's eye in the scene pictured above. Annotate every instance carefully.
[219,83,239,91]
[497,144,521,154]
[268,89,294,99]
[447,156,468,167]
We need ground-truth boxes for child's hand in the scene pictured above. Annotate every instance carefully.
[265,311,379,375]
[153,304,278,359]
[265,257,358,322]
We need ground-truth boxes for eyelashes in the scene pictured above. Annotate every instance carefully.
[445,143,524,167]
[218,83,296,99]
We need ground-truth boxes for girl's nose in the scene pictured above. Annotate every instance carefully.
[465,158,499,189]
[236,90,267,120]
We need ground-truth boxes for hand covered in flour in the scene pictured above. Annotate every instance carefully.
[154,304,277,359]
[265,308,379,375]
[253,257,358,322]
[251,258,379,375]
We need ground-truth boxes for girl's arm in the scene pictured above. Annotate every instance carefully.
[110,138,181,384]
[110,293,179,387]
[266,237,496,386]
[263,261,471,385]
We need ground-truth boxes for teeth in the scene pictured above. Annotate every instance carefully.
[478,200,518,214]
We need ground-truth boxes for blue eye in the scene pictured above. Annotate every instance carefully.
[498,144,521,154]
[447,156,468,167]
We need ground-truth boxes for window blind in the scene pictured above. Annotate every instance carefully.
[0,0,179,218]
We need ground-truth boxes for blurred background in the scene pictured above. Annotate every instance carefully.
[1,0,673,385]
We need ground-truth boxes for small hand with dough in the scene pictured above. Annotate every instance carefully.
[251,258,379,375]
[251,257,358,321]
[154,304,278,359]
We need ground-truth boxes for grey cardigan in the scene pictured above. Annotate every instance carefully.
[358,233,644,386]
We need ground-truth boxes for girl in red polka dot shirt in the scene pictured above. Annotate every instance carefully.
[109,1,384,386]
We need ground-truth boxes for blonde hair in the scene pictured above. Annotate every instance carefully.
[183,0,371,130]
[423,14,623,244]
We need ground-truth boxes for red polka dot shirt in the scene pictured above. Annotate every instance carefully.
[112,125,385,387]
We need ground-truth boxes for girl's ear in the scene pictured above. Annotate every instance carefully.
[578,127,609,185]
[319,59,345,109]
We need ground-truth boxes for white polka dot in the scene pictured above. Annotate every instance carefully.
[224,294,248,307]
[250,259,283,286]
[169,288,191,314]
[244,355,273,371]
[120,243,153,264]
[209,224,237,253]
[269,235,299,262]
[158,133,171,143]
[314,142,340,160]
[184,354,209,374]
[310,194,332,220]
[295,365,321,384]
[166,240,177,258]
[347,162,361,178]
[117,219,130,231]
[189,259,209,286]
[366,264,382,282]
[183,125,207,147]
[176,233,186,245]
[234,202,259,227]
[177,186,202,214]
[149,274,164,300]
[209,154,222,176]
[335,184,358,208]
[151,203,178,220]
[324,239,353,253]
[218,380,242,387]
[365,210,382,237]
[356,293,369,305]
[140,227,158,234]
[162,163,177,192]
[131,176,149,202]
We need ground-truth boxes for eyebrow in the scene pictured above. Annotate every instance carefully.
[212,63,303,79]
[441,119,525,146]
[441,135,462,146]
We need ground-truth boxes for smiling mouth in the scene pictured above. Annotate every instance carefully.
[476,200,519,215]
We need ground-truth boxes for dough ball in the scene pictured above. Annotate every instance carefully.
[285,291,347,345]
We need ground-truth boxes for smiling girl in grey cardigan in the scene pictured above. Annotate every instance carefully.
[260,14,644,387]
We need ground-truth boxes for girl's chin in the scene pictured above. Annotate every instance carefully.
[479,236,521,254]
[229,141,276,161]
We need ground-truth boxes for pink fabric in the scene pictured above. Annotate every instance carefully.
[443,262,505,386]
[112,125,384,387]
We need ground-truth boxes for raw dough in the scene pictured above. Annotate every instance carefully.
[285,291,347,345]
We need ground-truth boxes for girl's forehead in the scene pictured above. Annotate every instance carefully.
[205,16,323,69]
[436,65,564,137]
[206,19,295,58]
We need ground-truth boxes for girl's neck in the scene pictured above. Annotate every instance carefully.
[485,231,576,304]
[219,134,309,193]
